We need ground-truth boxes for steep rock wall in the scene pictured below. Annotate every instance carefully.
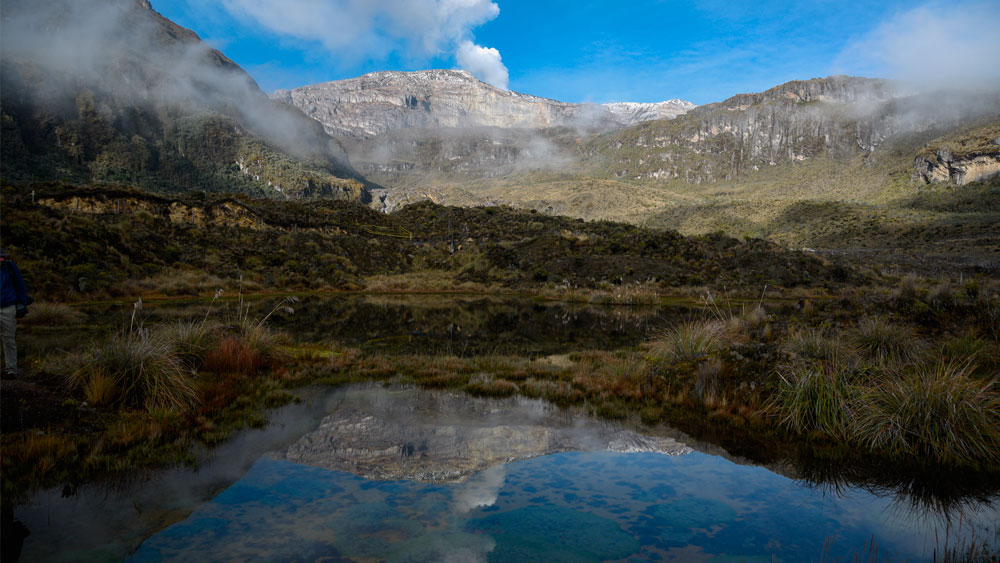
[915,150,1000,185]
[273,70,695,139]
[590,77,1000,185]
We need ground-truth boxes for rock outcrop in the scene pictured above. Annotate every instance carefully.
[914,146,1000,186]
[273,70,695,139]
[590,78,1000,185]
[278,70,999,208]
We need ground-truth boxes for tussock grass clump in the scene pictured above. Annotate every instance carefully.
[70,329,198,411]
[853,361,1000,466]
[156,321,219,371]
[240,324,287,366]
[464,373,519,397]
[852,316,925,365]
[785,327,851,363]
[743,306,768,331]
[204,296,292,375]
[20,302,85,326]
[553,351,648,400]
[82,373,117,406]
[773,364,857,440]
[940,332,992,365]
[894,274,919,303]
[521,378,583,404]
[926,282,954,309]
[972,294,1000,341]
[204,337,261,376]
[203,324,286,376]
[588,284,661,306]
[648,320,725,363]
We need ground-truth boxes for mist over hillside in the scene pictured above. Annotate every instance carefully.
[0,0,371,200]
[269,67,998,269]
[276,69,999,220]
[1,0,997,268]
[589,77,1000,185]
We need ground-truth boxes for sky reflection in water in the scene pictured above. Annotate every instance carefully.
[130,449,997,562]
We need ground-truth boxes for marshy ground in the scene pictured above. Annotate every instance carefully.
[1,184,999,560]
[3,284,998,499]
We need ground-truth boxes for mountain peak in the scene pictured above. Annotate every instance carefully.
[273,71,695,138]
[362,69,476,80]
[714,76,895,110]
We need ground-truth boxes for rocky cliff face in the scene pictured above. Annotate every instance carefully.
[0,0,371,201]
[273,70,684,208]
[273,69,695,139]
[280,71,998,212]
[913,127,1000,185]
[915,150,1000,185]
[589,77,1000,185]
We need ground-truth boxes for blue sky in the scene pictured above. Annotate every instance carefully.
[153,0,1000,105]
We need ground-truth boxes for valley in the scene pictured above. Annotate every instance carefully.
[1,1,999,561]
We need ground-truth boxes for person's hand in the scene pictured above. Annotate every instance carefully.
[15,304,27,318]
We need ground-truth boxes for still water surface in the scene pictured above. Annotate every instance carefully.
[48,294,687,357]
[17,385,999,562]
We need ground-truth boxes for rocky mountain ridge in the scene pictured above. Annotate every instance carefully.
[0,0,371,201]
[272,69,695,139]
[272,70,997,208]
[585,76,1000,184]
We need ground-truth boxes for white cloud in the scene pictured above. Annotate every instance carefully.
[456,40,509,88]
[835,2,1000,90]
[220,0,502,66]
[452,464,507,513]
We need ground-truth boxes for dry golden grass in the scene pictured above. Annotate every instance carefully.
[204,336,261,376]
[69,329,198,411]
[83,372,117,406]
[109,269,246,297]
[647,320,727,363]
[20,302,85,326]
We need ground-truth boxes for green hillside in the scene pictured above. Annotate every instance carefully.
[0,183,861,300]
[0,0,371,201]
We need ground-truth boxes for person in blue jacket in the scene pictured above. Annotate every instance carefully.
[0,248,29,379]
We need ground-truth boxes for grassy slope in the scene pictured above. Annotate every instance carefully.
[0,183,863,300]
[398,121,1000,272]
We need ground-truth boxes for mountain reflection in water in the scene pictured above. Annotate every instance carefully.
[15,385,998,562]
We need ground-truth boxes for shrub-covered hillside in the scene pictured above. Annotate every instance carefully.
[1,184,860,299]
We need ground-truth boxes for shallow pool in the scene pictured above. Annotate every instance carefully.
[15,386,999,562]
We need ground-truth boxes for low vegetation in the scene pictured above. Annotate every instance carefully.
[1,296,298,501]
[858,361,999,463]
[18,302,85,326]
[1,183,862,300]
[1,184,998,515]
[68,325,198,411]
